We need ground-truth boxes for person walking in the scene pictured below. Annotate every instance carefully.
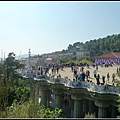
[107,73,110,83]
[93,70,97,78]
[56,66,59,74]
[112,73,116,83]
[102,75,106,85]
[96,74,100,85]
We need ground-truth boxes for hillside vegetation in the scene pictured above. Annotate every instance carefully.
[62,34,120,61]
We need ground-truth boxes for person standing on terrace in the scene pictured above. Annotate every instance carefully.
[102,75,105,85]
[96,74,100,85]
[107,73,110,83]
[96,65,98,71]
[112,73,116,83]
[93,69,97,78]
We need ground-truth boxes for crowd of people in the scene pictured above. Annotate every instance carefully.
[71,63,119,86]
[29,62,120,86]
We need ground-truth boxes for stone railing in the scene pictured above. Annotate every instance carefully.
[23,73,36,78]
[48,77,120,95]
[67,80,120,95]
[23,72,120,95]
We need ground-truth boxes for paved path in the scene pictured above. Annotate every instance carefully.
[49,64,120,85]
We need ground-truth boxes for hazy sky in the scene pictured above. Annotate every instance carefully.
[0,1,120,57]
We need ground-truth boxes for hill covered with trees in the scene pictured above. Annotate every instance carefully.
[61,34,120,61]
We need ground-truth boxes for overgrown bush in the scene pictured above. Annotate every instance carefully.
[117,71,120,77]
[0,100,62,118]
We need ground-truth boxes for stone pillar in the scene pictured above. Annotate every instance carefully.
[73,99,83,118]
[32,82,37,104]
[40,89,47,108]
[49,92,55,109]
[89,100,95,114]
[55,93,62,108]
[83,99,89,116]
[70,98,74,118]
[71,93,83,118]
[98,107,108,118]
[68,94,71,107]
[52,84,64,109]
[35,85,40,103]
[111,106,118,118]
[95,100,109,118]
[47,89,52,108]
[36,80,49,108]
[30,85,33,100]
[95,105,98,118]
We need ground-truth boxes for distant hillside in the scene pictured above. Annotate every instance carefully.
[15,54,36,60]
[62,34,120,61]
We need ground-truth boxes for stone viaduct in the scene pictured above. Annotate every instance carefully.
[23,74,120,118]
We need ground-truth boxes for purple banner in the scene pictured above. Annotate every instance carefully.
[95,58,120,64]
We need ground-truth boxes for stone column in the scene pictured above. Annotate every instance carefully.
[73,99,83,118]
[35,85,40,104]
[47,89,52,108]
[55,93,62,108]
[71,93,83,118]
[36,80,49,108]
[95,100,109,118]
[52,84,64,109]
[89,100,95,114]
[40,89,47,108]
[111,106,118,118]
[70,98,74,118]
[83,99,89,116]
[95,105,98,118]
[68,94,71,107]
[98,107,108,118]
[49,92,55,109]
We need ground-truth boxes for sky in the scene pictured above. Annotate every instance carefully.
[0,1,120,58]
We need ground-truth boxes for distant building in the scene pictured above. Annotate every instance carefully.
[76,45,90,59]
[41,51,74,60]
[45,58,53,64]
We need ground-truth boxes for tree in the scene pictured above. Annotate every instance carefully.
[61,49,66,53]
[0,52,27,110]
[57,56,70,63]
[0,52,62,118]
[63,33,120,62]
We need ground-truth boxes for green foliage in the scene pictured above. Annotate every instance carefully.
[117,99,120,118]
[79,58,93,64]
[115,71,120,87]
[0,52,29,110]
[0,52,62,118]
[65,34,120,61]
[84,112,95,118]
[31,65,36,70]
[57,57,93,65]
[73,59,79,64]
[14,80,30,104]
[117,71,120,77]
[57,56,70,63]
[2,100,62,118]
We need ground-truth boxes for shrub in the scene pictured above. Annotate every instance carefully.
[3,100,62,118]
